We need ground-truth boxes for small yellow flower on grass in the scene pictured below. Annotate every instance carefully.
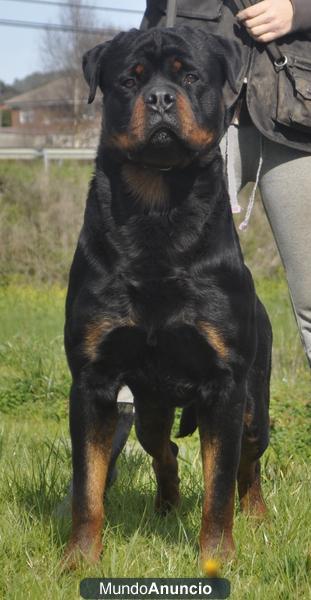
[202,558,221,577]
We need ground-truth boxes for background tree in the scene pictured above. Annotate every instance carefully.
[41,0,118,144]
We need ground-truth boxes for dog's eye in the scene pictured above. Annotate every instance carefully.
[184,73,198,85]
[122,78,136,89]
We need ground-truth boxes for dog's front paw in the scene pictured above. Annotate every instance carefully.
[62,533,103,571]
[200,532,236,565]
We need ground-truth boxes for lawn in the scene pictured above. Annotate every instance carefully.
[0,279,310,600]
[0,162,310,599]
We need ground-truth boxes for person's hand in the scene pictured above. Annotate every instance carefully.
[237,0,294,43]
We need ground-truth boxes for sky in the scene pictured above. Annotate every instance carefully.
[0,0,146,84]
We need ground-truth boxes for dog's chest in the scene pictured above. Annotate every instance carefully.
[80,218,238,401]
[84,308,229,405]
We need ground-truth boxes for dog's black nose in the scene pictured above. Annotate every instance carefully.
[146,89,175,113]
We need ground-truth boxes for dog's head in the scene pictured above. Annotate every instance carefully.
[83,27,243,169]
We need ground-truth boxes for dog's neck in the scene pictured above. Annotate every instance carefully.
[106,148,223,212]
[89,151,242,271]
[122,163,171,209]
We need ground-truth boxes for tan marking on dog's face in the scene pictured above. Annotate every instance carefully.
[111,132,132,151]
[130,94,146,142]
[122,163,169,208]
[197,321,229,360]
[84,317,135,361]
[135,63,144,76]
[176,93,214,148]
[110,94,146,151]
[173,59,182,72]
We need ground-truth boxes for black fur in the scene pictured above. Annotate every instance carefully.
[64,27,272,565]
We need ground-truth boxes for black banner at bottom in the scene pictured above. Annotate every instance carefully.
[80,578,230,599]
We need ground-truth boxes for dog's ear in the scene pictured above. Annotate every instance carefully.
[213,35,245,93]
[208,34,246,108]
[82,41,111,104]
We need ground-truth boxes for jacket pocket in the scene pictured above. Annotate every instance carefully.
[275,55,311,131]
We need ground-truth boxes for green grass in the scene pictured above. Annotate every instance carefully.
[0,161,90,284]
[0,284,68,417]
[0,280,310,599]
[0,160,310,598]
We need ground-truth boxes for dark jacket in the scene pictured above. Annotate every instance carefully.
[141,0,311,152]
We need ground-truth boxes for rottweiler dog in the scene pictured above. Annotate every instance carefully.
[64,26,272,567]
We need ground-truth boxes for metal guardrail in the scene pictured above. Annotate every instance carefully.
[0,147,96,169]
[0,148,40,160]
[42,148,96,170]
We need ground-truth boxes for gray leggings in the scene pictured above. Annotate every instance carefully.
[221,123,311,366]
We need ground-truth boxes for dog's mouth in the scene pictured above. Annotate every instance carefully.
[132,125,192,169]
[149,127,178,147]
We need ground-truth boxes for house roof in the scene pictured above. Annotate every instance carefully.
[5,76,89,108]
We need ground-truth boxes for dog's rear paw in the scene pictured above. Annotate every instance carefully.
[240,487,268,520]
[241,497,268,521]
[155,485,180,515]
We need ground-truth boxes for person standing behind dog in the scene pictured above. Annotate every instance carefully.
[140,0,311,365]
[105,0,311,478]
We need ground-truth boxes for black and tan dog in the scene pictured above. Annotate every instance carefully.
[64,26,272,567]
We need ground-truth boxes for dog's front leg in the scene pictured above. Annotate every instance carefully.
[63,379,118,569]
[197,383,245,562]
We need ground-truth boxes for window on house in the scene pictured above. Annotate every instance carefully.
[0,110,12,127]
[19,110,35,124]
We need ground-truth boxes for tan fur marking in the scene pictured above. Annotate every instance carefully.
[84,441,109,519]
[173,59,182,72]
[135,63,144,75]
[65,413,118,568]
[176,93,214,147]
[84,317,135,361]
[130,94,146,142]
[68,440,112,565]
[200,435,235,555]
[112,133,132,151]
[122,163,169,207]
[201,437,219,511]
[110,94,146,151]
[244,411,253,428]
[197,321,229,360]
[238,458,267,517]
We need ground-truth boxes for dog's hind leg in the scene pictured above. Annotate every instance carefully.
[238,453,267,518]
[238,308,271,518]
[135,399,180,514]
[63,378,118,569]
[237,377,270,518]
